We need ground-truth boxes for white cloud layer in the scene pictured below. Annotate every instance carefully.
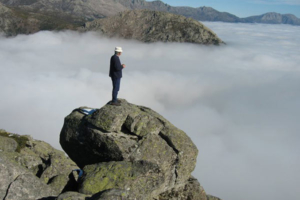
[0,22,300,200]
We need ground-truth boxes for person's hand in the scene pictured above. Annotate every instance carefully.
[122,64,126,68]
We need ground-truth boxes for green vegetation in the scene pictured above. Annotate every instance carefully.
[0,129,29,152]
[6,6,85,35]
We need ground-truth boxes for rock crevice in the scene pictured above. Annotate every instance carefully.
[3,175,20,200]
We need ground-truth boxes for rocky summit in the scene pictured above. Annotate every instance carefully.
[59,99,222,200]
[82,10,223,45]
[0,99,222,199]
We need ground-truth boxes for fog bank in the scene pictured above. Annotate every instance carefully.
[0,22,299,200]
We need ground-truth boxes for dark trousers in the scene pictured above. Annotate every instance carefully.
[111,77,121,103]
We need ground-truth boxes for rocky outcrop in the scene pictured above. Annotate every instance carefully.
[82,10,223,45]
[60,99,221,199]
[0,99,223,199]
[0,129,79,199]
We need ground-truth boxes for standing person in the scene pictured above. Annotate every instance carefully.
[109,47,126,106]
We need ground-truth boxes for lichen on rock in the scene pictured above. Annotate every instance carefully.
[79,160,164,199]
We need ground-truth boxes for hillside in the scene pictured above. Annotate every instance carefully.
[0,2,84,36]
[82,10,224,45]
[1,0,299,25]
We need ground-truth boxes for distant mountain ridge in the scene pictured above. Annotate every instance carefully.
[1,0,299,25]
[0,0,299,37]
[241,12,300,25]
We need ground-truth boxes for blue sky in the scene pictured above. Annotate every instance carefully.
[160,0,300,18]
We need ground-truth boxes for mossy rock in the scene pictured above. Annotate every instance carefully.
[79,161,164,199]
[57,191,90,200]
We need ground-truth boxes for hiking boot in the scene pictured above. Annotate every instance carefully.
[117,99,121,103]
[110,102,121,106]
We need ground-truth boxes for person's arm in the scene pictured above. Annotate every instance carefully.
[114,56,124,71]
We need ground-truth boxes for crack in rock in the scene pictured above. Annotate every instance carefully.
[3,175,21,200]
[158,132,180,184]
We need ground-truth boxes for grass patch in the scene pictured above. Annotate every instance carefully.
[0,129,29,153]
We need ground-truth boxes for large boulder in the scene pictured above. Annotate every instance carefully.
[60,99,198,198]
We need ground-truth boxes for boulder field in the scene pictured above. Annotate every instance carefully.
[0,99,222,199]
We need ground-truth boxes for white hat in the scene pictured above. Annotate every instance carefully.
[115,47,123,52]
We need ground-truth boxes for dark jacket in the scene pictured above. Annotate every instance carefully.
[109,54,123,79]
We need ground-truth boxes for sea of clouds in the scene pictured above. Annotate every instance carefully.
[0,22,299,200]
